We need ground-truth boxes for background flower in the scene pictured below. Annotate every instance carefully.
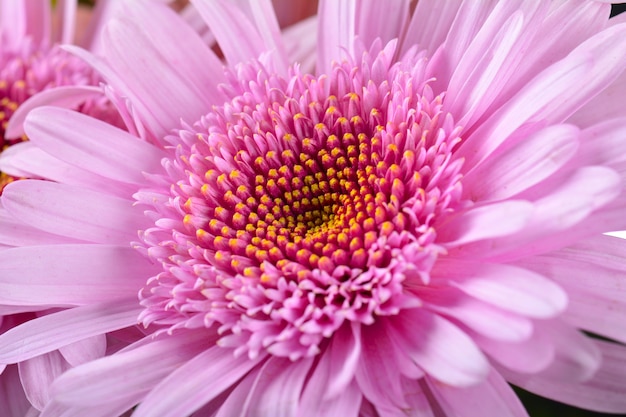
[2,1,626,416]
[0,0,129,414]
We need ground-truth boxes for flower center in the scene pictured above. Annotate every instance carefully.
[139,43,465,359]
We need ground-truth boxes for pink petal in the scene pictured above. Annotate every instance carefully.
[50,332,209,408]
[436,200,533,246]
[473,328,555,374]
[355,0,410,47]
[505,340,626,413]
[444,2,547,128]
[0,143,136,198]
[433,260,567,319]
[240,356,313,417]
[0,0,50,48]
[463,124,579,202]
[5,86,104,139]
[58,335,107,367]
[190,0,281,69]
[24,106,165,185]
[577,117,626,168]
[459,22,626,169]
[532,321,601,383]
[2,180,146,245]
[0,298,141,364]
[316,0,357,74]
[19,351,70,411]
[401,0,462,57]
[132,347,265,417]
[427,368,529,417]
[424,290,533,342]
[353,322,413,411]
[283,16,317,71]
[53,0,77,43]
[0,245,155,306]
[501,0,610,111]
[0,207,78,246]
[425,0,498,92]
[308,381,362,417]
[516,235,626,343]
[390,309,490,387]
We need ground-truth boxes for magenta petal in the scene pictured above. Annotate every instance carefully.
[463,124,579,202]
[401,0,461,57]
[0,0,50,48]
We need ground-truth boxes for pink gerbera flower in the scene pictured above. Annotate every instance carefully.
[2,0,626,416]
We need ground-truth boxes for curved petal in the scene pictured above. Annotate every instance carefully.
[5,86,104,139]
[432,259,567,319]
[133,347,265,417]
[0,298,141,364]
[426,368,529,417]
[504,340,626,414]
[24,106,165,185]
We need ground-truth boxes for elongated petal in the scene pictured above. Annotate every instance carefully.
[0,0,50,48]
[5,86,104,139]
[0,298,141,363]
[316,0,356,74]
[2,180,146,245]
[459,22,626,168]
[390,309,490,387]
[505,340,626,413]
[0,365,31,417]
[0,245,155,305]
[437,200,533,245]
[463,124,579,202]
[427,369,529,417]
[241,356,312,417]
[133,347,265,417]
[51,333,209,407]
[401,0,461,56]
[433,259,567,319]
[24,106,165,185]
[0,207,78,246]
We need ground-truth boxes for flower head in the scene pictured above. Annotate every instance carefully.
[3,1,626,416]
